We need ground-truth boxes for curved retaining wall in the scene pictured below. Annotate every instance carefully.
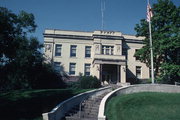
[98,84,180,120]
[42,86,112,120]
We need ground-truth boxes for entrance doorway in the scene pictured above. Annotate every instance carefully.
[102,64,117,84]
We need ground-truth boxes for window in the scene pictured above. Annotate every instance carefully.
[135,49,140,60]
[102,46,114,55]
[55,44,62,56]
[54,62,61,72]
[69,63,76,75]
[85,46,91,58]
[136,66,141,78]
[70,45,77,57]
[84,64,91,76]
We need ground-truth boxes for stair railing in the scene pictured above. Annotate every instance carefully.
[79,95,90,118]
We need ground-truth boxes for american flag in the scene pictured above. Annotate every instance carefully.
[147,3,153,22]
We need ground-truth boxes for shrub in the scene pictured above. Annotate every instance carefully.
[79,76,101,89]
[66,82,80,89]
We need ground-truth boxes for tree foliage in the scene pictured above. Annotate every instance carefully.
[134,0,180,83]
[0,7,66,91]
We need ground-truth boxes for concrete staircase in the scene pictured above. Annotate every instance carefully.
[63,92,108,120]
[62,85,120,120]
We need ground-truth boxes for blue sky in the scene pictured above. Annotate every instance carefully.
[1,0,179,43]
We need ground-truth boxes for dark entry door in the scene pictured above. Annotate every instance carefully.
[102,64,117,84]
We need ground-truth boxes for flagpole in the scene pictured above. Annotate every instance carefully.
[147,0,155,84]
[149,20,155,84]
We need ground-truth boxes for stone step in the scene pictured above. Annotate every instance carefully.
[84,112,98,116]
[65,112,98,119]
[89,109,99,113]
[82,107,99,112]
[64,91,110,120]
[65,116,97,120]
[84,99,101,103]
[83,103,99,106]
[65,116,80,120]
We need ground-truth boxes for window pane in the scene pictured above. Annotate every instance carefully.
[106,48,110,55]
[136,66,141,78]
[85,64,90,76]
[111,47,114,55]
[102,47,105,54]
[70,45,77,57]
[102,45,114,55]
[85,46,91,58]
[55,44,62,56]
[70,63,76,75]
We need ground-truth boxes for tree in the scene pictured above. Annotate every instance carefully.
[134,0,180,83]
[0,7,66,90]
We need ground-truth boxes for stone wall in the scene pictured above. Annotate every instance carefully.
[98,84,180,120]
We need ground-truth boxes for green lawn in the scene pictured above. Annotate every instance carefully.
[0,88,91,120]
[105,92,180,120]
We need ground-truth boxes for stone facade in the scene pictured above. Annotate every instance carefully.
[44,29,149,84]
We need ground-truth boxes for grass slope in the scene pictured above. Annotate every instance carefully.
[105,92,180,120]
[0,88,90,120]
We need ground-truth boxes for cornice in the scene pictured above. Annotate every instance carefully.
[44,33,143,44]
[43,33,93,40]
[93,34,124,40]
[44,33,124,40]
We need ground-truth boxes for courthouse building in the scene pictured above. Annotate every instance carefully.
[44,29,149,84]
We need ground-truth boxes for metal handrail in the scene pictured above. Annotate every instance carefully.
[79,94,91,118]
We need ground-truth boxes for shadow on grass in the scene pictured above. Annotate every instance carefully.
[0,89,89,120]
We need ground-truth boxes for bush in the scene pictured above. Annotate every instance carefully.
[79,76,101,89]
[66,82,80,89]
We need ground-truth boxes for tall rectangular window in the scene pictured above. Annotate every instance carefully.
[136,66,141,79]
[135,49,140,60]
[85,46,91,58]
[70,45,77,57]
[54,62,61,72]
[69,63,76,75]
[84,64,91,76]
[55,44,62,56]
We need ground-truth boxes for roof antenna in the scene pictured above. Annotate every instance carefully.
[101,0,105,30]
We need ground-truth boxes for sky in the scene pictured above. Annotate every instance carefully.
[0,0,179,43]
